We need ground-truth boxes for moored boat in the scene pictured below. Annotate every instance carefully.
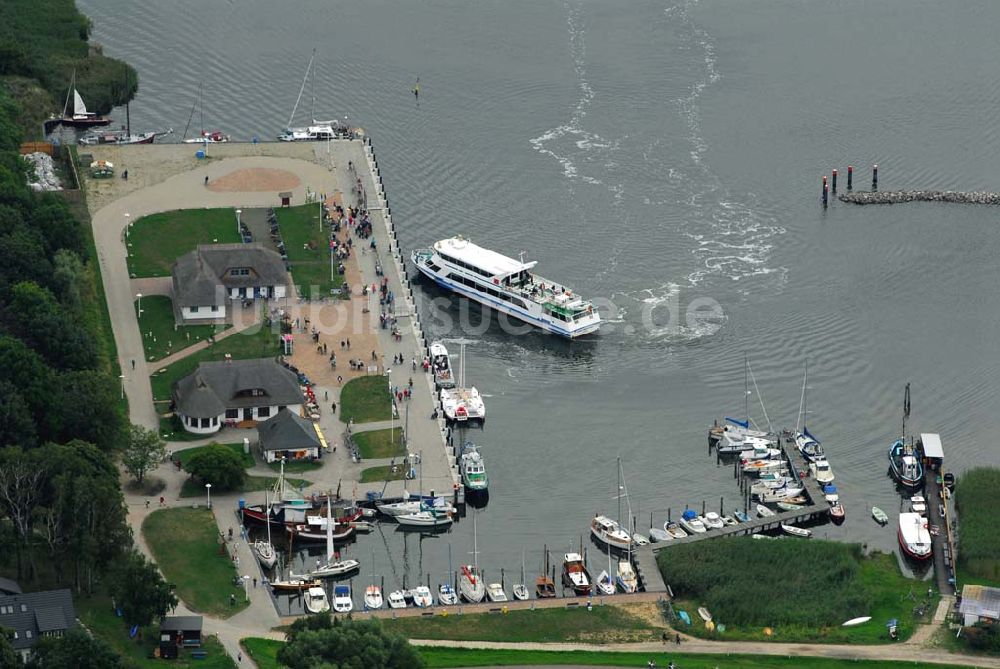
[871,506,889,525]
[364,585,383,610]
[664,522,688,539]
[270,578,320,592]
[616,560,638,594]
[78,129,157,146]
[429,341,455,389]
[387,590,407,609]
[411,586,434,608]
[781,523,812,538]
[648,528,670,543]
[412,237,601,338]
[702,512,724,530]
[888,440,924,490]
[776,501,804,512]
[594,570,616,596]
[333,585,353,613]
[591,514,632,550]
[438,583,458,605]
[679,509,707,534]
[756,504,776,518]
[561,552,592,596]
[304,586,330,614]
[486,582,508,602]
[396,509,453,528]
[810,458,835,484]
[897,512,932,560]
[460,443,489,492]
[459,564,485,603]
[56,73,111,128]
[829,503,846,523]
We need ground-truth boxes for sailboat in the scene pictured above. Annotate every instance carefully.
[252,487,277,569]
[277,50,346,141]
[182,84,230,143]
[77,93,159,146]
[397,450,454,528]
[595,544,616,595]
[512,551,529,601]
[535,545,556,598]
[458,513,485,603]
[307,498,360,578]
[439,544,459,605]
[710,353,776,454]
[794,361,826,463]
[591,457,633,551]
[57,72,111,127]
[616,461,639,594]
[439,340,486,423]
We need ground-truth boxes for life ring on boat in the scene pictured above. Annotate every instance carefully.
[493,278,499,284]
[587,306,592,314]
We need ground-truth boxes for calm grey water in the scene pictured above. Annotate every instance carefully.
[79,0,1000,600]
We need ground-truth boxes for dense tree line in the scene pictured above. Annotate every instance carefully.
[0,0,138,125]
[278,615,424,669]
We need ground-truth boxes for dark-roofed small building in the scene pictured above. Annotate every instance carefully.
[172,243,288,323]
[159,615,203,658]
[258,408,323,463]
[0,588,76,661]
[172,358,303,434]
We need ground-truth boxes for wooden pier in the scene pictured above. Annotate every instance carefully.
[632,545,668,593]
[653,430,830,552]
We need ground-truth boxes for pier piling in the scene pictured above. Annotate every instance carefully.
[822,176,828,208]
[872,164,879,191]
[847,165,853,191]
[832,168,838,193]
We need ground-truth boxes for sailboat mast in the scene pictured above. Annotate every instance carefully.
[326,496,333,561]
[287,49,316,128]
[472,511,479,571]
[744,351,750,424]
[63,71,75,117]
[902,382,911,440]
[199,82,204,136]
[803,359,808,431]
[616,456,622,527]
[265,487,272,547]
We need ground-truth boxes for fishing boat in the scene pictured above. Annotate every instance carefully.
[459,443,489,492]
[459,513,485,602]
[664,522,688,539]
[512,551,529,601]
[829,503,846,523]
[872,506,889,525]
[810,458,835,484]
[561,552,592,596]
[536,545,556,598]
[429,341,455,389]
[781,524,812,538]
[616,559,638,594]
[304,586,330,614]
[387,590,407,609]
[595,570,616,595]
[56,73,111,127]
[777,501,805,512]
[438,583,458,605]
[679,509,707,534]
[412,237,601,338]
[333,585,353,613]
[888,384,924,490]
[702,512,725,530]
[591,515,632,550]
[897,512,932,560]
[439,342,486,423]
[756,504,776,518]
[486,582,508,602]
[396,509,453,528]
[364,585,383,610]
[411,586,434,608]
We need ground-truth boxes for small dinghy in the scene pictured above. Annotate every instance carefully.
[781,523,812,538]
[829,503,846,523]
[756,504,775,518]
[842,616,872,627]
[664,522,688,539]
[872,506,889,525]
[649,527,671,542]
[677,610,692,625]
[698,607,713,622]
[632,532,649,546]
[777,501,804,512]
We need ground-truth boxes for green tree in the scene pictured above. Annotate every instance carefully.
[278,616,424,669]
[0,626,19,668]
[0,380,36,447]
[121,425,165,485]
[184,443,246,491]
[107,549,177,627]
[26,627,122,669]
[53,370,125,451]
[7,281,97,371]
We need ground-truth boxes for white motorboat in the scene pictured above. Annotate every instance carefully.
[810,458,835,484]
[910,495,927,514]
[410,586,434,608]
[412,237,601,338]
[387,590,407,609]
[591,514,632,550]
[679,510,707,534]
[702,512,725,530]
[740,442,782,462]
[429,341,455,389]
[440,386,486,423]
[897,512,932,560]
[616,560,638,593]
[822,485,839,504]
[750,477,794,495]
[310,558,360,579]
[304,586,330,614]
[758,485,805,503]
[333,585,353,613]
[664,522,688,539]
[486,582,508,602]
[721,515,739,526]
[781,524,812,538]
[364,585,383,610]
[648,528,671,543]
[396,509,453,528]
[594,570,616,596]
[438,583,458,605]
[376,494,454,517]
[459,564,485,602]
[756,504,776,518]
[742,459,787,475]
[460,443,489,492]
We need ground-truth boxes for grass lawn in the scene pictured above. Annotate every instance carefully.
[136,295,229,362]
[382,603,664,643]
[275,204,344,300]
[954,467,1000,587]
[150,321,280,402]
[174,442,255,468]
[142,507,248,617]
[353,428,405,459]
[340,376,392,423]
[127,208,241,277]
[179,475,310,498]
[664,548,937,644]
[160,414,205,442]
[77,593,234,669]
[240,638,974,669]
[360,464,408,483]
[268,458,323,473]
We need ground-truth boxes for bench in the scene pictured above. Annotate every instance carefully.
[191,650,207,660]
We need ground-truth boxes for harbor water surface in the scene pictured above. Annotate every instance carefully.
[79,0,1000,597]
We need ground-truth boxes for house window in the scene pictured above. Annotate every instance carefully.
[258,407,270,418]
[20,604,26,612]
[211,306,219,312]
[278,406,285,412]
[12,632,16,639]
[25,630,31,639]
[225,409,239,419]
[211,417,218,426]
[190,306,200,313]
[200,418,210,428]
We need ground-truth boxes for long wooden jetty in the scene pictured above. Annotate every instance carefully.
[839,190,1000,205]
[653,430,829,552]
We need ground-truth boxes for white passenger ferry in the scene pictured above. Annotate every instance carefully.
[411,237,601,338]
